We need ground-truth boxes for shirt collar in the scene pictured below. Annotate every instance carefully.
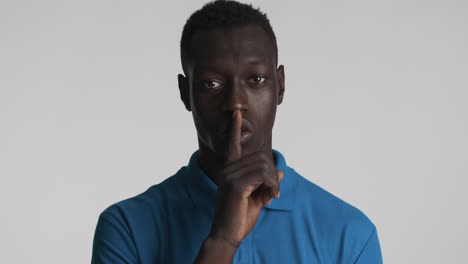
[178,148,296,211]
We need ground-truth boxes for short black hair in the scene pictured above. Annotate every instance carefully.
[180,0,278,75]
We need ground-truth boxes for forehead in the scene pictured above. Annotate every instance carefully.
[189,24,276,71]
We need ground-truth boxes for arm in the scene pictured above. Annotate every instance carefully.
[193,109,283,263]
[193,234,239,264]
[91,211,138,264]
[354,227,383,264]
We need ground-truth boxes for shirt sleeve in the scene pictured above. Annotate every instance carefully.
[91,210,139,264]
[353,227,383,264]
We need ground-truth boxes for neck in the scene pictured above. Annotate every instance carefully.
[197,134,275,186]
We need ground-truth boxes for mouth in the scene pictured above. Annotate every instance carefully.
[222,118,255,145]
[240,129,253,145]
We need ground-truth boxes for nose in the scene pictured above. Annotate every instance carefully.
[221,78,249,115]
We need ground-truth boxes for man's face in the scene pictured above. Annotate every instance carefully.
[179,24,285,157]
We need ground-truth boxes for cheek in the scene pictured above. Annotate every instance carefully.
[259,90,277,113]
[253,91,277,131]
[192,94,219,132]
[192,92,209,117]
[263,106,277,131]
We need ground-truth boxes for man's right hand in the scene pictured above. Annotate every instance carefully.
[208,109,284,249]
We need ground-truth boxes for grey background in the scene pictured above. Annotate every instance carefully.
[1,0,467,263]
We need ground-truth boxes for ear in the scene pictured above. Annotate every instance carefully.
[178,73,191,111]
[276,65,285,105]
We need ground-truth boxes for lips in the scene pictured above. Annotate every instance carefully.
[240,119,254,134]
[222,118,255,144]
[240,129,253,145]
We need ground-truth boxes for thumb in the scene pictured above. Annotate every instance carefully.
[277,170,284,183]
[272,170,284,199]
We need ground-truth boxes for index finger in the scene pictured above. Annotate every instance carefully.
[224,109,242,165]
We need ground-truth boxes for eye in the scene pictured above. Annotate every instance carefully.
[249,75,266,85]
[203,80,223,89]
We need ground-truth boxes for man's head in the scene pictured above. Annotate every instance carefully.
[178,0,285,158]
[180,0,278,75]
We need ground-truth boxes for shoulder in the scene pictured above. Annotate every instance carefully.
[289,167,379,260]
[291,167,375,229]
[99,167,189,223]
[92,171,186,263]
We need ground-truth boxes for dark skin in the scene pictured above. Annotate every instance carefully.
[178,24,286,263]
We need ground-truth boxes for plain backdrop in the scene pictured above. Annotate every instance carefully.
[1,0,467,263]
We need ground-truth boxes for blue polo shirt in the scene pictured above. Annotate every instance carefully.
[92,149,383,263]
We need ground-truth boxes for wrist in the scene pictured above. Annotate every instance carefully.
[206,232,241,250]
[194,234,239,264]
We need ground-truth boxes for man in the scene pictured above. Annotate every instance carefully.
[92,1,383,263]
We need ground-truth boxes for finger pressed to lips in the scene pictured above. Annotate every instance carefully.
[224,109,242,165]
[223,109,283,202]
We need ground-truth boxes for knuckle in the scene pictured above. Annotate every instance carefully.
[226,178,246,194]
[252,151,266,161]
[259,160,269,170]
[219,172,230,185]
[260,169,271,183]
[224,177,238,189]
